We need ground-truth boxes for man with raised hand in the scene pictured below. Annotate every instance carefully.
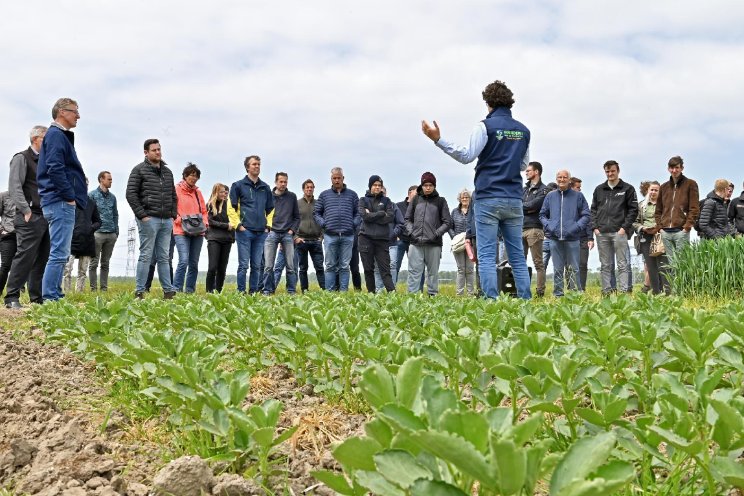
[522,161,549,297]
[4,126,49,309]
[262,172,299,295]
[655,155,699,260]
[314,167,360,291]
[88,171,119,291]
[422,80,532,299]
[126,139,178,299]
[228,155,274,294]
[590,160,638,296]
[539,170,590,297]
[37,98,88,302]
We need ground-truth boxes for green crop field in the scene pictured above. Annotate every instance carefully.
[13,271,744,496]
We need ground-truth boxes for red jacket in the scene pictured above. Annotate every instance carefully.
[173,180,208,236]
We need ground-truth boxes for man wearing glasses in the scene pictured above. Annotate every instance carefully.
[590,160,638,296]
[36,98,88,302]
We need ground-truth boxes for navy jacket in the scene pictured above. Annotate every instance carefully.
[270,189,300,234]
[539,188,590,241]
[314,185,361,236]
[229,176,274,231]
[37,124,88,208]
[475,107,530,200]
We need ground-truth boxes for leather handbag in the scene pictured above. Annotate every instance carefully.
[181,193,207,236]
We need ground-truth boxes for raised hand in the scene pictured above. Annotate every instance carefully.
[421,120,441,142]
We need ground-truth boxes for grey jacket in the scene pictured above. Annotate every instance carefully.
[405,189,452,246]
[0,191,15,236]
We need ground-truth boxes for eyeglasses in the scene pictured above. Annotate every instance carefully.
[60,108,80,116]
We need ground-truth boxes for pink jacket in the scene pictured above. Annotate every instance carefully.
[174,180,208,236]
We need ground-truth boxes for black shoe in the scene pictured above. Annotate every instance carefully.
[135,292,144,300]
[5,301,22,309]
[163,291,176,300]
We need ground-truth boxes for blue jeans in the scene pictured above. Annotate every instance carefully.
[263,231,296,294]
[235,229,267,293]
[41,201,76,301]
[550,239,580,296]
[597,232,631,293]
[173,235,204,293]
[323,234,354,291]
[474,198,531,299]
[136,217,175,293]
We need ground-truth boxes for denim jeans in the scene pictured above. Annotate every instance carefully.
[263,231,296,294]
[394,239,409,282]
[596,232,631,293]
[89,232,117,291]
[660,229,690,261]
[173,234,204,293]
[323,234,354,291]
[296,239,325,291]
[550,239,580,297]
[41,201,77,301]
[543,238,551,269]
[375,244,398,291]
[135,217,175,293]
[235,229,267,293]
[473,198,531,299]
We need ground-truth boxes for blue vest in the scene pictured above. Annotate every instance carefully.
[475,107,530,200]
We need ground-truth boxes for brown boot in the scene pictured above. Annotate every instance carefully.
[163,291,176,300]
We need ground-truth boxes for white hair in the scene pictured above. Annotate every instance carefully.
[29,125,47,143]
[330,167,343,176]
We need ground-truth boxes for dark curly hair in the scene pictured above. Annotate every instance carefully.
[182,162,201,179]
[482,80,515,109]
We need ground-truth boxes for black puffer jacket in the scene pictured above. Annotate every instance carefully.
[728,191,744,234]
[207,200,235,243]
[405,188,452,246]
[70,201,101,257]
[699,191,731,240]
[359,192,394,241]
[126,160,178,220]
[523,180,549,229]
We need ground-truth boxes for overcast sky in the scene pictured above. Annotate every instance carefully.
[2,1,743,277]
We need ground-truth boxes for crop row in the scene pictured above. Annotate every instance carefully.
[31,292,744,494]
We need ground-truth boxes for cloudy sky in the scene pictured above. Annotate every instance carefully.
[2,1,743,277]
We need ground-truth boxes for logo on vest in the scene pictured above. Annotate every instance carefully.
[496,130,504,141]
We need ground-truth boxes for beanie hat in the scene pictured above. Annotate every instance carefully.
[368,175,383,189]
[420,171,437,187]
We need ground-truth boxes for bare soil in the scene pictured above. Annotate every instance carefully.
[0,310,363,495]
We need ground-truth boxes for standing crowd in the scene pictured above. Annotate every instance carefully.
[3,91,741,307]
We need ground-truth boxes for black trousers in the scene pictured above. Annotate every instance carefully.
[4,213,49,304]
[0,233,18,295]
[639,232,670,294]
[359,235,395,293]
[206,240,232,293]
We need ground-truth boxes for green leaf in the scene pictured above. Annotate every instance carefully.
[410,479,469,496]
[396,357,424,409]
[365,418,394,448]
[410,430,498,489]
[508,412,544,447]
[712,456,744,488]
[311,470,355,495]
[361,364,396,410]
[333,437,382,472]
[379,404,427,433]
[354,470,406,496]
[592,460,634,484]
[710,399,744,432]
[491,439,526,495]
[439,410,489,453]
[373,450,433,489]
[549,431,616,496]
[647,426,703,455]
[575,408,606,427]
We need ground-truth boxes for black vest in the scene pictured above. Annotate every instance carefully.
[15,147,42,214]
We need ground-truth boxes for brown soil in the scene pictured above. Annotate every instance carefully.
[0,310,364,495]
